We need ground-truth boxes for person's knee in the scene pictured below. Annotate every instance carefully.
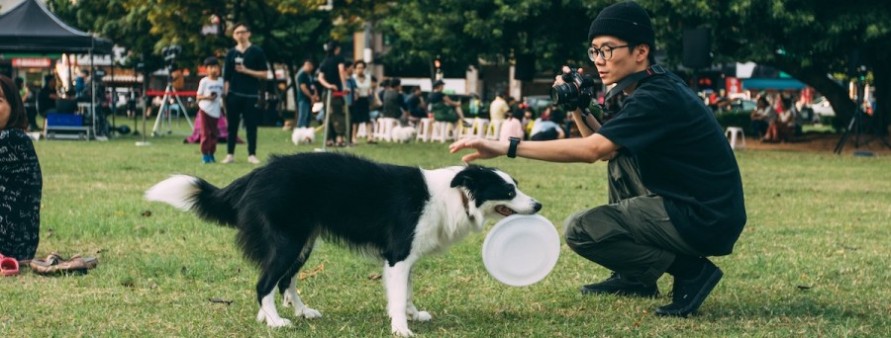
[564,210,598,251]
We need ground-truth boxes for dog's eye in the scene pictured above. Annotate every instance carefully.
[507,191,516,198]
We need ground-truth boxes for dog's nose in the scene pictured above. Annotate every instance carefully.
[533,202,542,212]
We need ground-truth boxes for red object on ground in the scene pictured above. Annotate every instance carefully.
[0,255,20,276]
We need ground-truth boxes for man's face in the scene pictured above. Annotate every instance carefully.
[233,25,251,44]
[303,61,313,73]
[590,36,642,86]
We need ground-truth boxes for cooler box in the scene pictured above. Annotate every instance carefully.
[46,113,84,127]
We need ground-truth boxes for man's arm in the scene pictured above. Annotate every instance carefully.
[300,83,313,97]
[449,133,618,163]
[571,109,602,137]
[318,73,336,90]
[236,66,268,80]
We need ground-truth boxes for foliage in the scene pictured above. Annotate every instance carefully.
[375,0,607,77]
[2,121,891,336]
[640,0,891,131]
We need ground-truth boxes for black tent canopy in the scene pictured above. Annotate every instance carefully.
[0,0,112,54]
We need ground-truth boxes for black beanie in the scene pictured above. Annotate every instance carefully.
[588,1,654,49]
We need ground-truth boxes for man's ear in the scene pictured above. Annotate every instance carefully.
[635,44,650,64]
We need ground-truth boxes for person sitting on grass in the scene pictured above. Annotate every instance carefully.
[0,75,42,262]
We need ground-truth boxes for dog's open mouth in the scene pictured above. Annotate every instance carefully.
[495,205,516,216]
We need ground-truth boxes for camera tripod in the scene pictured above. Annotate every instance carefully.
[151,73,193,136]
[833,80,889,154]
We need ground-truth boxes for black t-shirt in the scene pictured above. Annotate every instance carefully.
[223,45,268,97]
[597,72,747,255]
[319,55,344,91]
[406,93,425,117]
[428,92,444,104]
[37,87,55,112]
[296,71,314,103]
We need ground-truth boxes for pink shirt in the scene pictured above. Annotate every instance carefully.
[498,118,525,142]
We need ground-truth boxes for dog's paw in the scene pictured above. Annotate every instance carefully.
[296,307,322,319]
[409,310,431,322]
[266,317,293,328]
[391,326,414,337]
[256,310,293,328]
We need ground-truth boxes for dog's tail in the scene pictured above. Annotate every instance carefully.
[145,175,237,227]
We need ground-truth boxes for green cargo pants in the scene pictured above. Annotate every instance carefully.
[564,153,705,285]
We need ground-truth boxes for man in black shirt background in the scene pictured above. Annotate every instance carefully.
[222,23,268,164]
[318,41,348,147]
[449,1,746,317]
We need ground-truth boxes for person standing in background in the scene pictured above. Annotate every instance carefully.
[318,41,348,147]
[222,23,269,164]
[196,57,225,164]
[295,59,317,128]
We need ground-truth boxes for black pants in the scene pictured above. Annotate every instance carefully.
[226,95,260,156]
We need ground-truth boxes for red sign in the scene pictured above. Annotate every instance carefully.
[12,58,52,68]
[725,77,741,95]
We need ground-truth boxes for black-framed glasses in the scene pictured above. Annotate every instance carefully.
[588,45,629,61]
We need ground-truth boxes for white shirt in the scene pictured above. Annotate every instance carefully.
[352,73,373,98]
[197,76,224,118]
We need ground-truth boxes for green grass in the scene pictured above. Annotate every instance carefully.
[2,120,891,337]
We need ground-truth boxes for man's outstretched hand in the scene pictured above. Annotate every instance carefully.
[449,138,507,163]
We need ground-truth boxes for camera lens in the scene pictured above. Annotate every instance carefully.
[551,82,578,105]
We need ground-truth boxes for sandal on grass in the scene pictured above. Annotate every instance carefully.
[30,252,98,276]
[0,254,19,277]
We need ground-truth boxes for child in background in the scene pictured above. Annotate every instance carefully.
[196,57,224,163]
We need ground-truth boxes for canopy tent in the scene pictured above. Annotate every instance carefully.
[742,78,807,91]
[0,0,114,140]
[0,0,112,54]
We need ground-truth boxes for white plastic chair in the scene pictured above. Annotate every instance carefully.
[416,118,433,142]
[725,126,746,150]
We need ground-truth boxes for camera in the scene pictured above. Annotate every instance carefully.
[551,68,596,110]
[162,45,182,69]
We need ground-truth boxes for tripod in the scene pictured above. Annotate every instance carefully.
[834,80,890,154]
[151,72,193,136]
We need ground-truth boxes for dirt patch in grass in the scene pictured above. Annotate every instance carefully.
[741,133,891,156]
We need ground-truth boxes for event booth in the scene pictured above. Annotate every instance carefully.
[0,0,113,139]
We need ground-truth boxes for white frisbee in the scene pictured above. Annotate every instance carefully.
[482,214,560,287]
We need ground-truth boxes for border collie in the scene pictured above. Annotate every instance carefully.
[145,152,541,337]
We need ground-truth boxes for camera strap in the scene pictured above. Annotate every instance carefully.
[604,64,666,101]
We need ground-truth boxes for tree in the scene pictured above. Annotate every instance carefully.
[374,0,608,77]
[641,0,891,132]
[48,0,166,72]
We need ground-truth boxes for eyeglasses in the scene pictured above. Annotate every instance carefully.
[588,45,629,61]
[233,30,249,35]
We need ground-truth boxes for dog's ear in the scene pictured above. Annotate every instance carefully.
[450,165,489,188]
[450,170,473,188]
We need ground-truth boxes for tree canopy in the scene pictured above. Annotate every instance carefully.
[43,0,890,129]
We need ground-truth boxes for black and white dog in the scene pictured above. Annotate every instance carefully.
[145,152,541,336]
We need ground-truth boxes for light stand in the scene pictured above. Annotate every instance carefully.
[135,62,151,146]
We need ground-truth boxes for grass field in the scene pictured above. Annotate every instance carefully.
[2,121,891,337]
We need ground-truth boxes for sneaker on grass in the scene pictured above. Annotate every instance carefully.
[655,259,723,317]
[580,272,660,298]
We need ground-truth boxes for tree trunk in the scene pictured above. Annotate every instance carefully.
[870,55,890,135]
